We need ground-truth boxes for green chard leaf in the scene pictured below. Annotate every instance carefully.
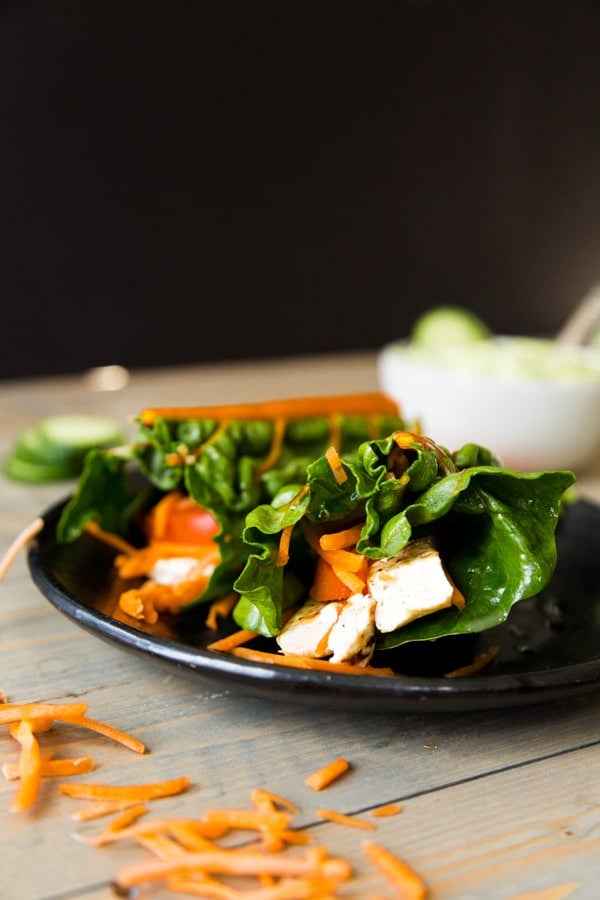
[232,433,576,646]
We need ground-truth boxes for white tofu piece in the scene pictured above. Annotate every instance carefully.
[276,598,343,658]
[368,537,456,633]
[327,592,376,664]
[150,557,206,585]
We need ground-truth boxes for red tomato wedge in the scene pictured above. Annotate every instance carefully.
[146,492,219,544]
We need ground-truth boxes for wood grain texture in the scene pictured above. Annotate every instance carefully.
[1,354,599,899]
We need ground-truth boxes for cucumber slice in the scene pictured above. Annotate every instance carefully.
[3,453,80,483]
[36,414,123,452]
[410,306,491,347]
[3,414,124,484]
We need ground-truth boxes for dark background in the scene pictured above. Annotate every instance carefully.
[2,0,600,380]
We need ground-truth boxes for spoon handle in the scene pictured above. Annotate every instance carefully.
[555,286,600,346]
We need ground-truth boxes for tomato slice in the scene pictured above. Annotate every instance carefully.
[147,493,219,544]
[163,496,219,543]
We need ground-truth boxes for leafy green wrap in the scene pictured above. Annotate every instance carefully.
[232,432,576,647]
[56,396,405,606]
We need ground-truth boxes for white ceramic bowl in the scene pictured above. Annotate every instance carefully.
[377,336,600,472]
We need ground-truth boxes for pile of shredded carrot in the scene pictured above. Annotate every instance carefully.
[1,690,426,898]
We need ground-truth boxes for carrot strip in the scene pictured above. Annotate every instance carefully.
[113,845,353,889]
[255,416,287,480]
[167,821,221,852]
[83,520,137,555]
[206,630,259,652]
[2,756,94,780]
[205,592,238,630]
[251,788,300,815]
[319,525,363,551]
[325,446,347,485]
[0,702,88,726]
[59,775,189,801]
[165,874,241,898]
[139,393,399,426]
[71,798,147,822]
[362,840,427,900]
[444,645,500,679]
[10,720,43,812]
[316,808,376,831]
[0,517,44,581]
[103,803,149,833]
[276,525,294,567]
[69,715,146,753]
[370,803,402,818]
[81,817,226,846]
[228,647,395,677]
[137,832,189,858]
[304,758,350,791]
[203,808,291,833]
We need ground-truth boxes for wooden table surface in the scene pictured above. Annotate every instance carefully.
[1,352,599,900]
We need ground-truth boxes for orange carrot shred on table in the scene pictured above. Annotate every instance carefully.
[80,816,226,847]
[363,840,428,900]
[443,645,500,679]
[251,788,300,815]
[316,808,377,831]
[0,701,88,726]
[71,798,147,822]
[205,592,238,630]
[2,755,94,780]
[69,714,147,754]
[206,630,259,652]
[0,517,44,581]
[370,803,402,818]
[102,803,149,833]
[9,720,43,812]
[59,774,190,802]
[304,757,350,791]
[112,844,353,890]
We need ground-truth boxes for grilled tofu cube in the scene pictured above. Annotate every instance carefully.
[276,598,343,658]
[369,537,456,633]
[328,592,376,664]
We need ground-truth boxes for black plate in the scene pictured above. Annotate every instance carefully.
[28,497,600,713]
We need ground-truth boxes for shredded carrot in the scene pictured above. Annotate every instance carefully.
[255,416,287,481]
[304,757,350,791]
[362,840,428,900]
[71,798,148,822]
[251,788,300,815]
[206,630,259,652]
[325,446,347,484]
[83,520,137,555]
[370,803,402,818]
[205,592,238,630]
[0,517,44,581]
[0,701,88,726]
[444,645,500,679]
[139,393,399,426]
[112,845,353,890]
[147,491,183,540]
[228,647,395,677]
[276,524,294,567]
[59,775,190,802]
[10,720,43,812]
[319,525,363,551]
[67,715,146,754]
[316,808,376,831]
[2,755,94,780]
[81,816,226,847]
[102,803,149,833]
